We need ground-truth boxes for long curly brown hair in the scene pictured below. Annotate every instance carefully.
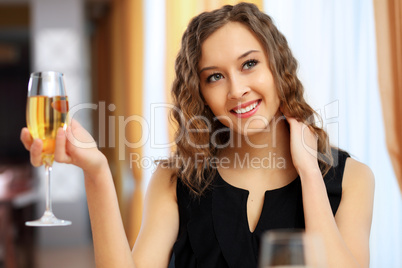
[168,2,333,196]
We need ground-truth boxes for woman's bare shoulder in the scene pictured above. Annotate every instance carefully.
[334,156,374,268]
[342,157,375,194]
[132,162,179,267]
[146,161,178,200]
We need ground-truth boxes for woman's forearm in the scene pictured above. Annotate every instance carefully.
[300,168,360,268]
[84,156,135,268]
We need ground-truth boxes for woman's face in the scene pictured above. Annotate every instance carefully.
[199,22,280,136]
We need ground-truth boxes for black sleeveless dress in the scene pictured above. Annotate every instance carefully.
[172,149,350,268]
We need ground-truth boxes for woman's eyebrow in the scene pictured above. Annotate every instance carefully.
[199,50,260,74]
[199,66,218,75]
[237,49,260,60]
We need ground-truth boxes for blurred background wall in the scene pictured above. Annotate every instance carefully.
[0,0,401,267]
[0,0,93,267]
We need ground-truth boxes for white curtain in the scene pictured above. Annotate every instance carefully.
[143,0,169,193]
[263,0,402,267]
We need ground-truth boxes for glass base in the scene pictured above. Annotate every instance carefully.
[25,211,72,227]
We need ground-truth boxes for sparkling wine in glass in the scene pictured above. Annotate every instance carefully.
[25,71,71,226]
[258,229,327,268]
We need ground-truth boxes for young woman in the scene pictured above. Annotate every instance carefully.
[21,3,374,268]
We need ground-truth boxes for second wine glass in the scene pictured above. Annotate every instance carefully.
[258,229,327,268]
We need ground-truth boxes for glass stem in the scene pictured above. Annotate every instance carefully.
[45,163,53,213]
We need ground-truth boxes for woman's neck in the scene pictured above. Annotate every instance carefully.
[217,113,293,171]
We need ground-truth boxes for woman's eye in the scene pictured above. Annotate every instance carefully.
[243,59,258,70]
[207,73,223,83]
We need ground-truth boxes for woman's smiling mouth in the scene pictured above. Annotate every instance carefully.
[230,99,262,118]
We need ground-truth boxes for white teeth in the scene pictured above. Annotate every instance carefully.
[234,101,259,114]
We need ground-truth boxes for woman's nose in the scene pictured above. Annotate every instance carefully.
[227,78,250,100]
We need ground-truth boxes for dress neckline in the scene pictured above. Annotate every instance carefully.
[215,169,301,234]
[215,168,300,194]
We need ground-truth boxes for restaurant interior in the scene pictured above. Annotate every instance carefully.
[0,0,401,267]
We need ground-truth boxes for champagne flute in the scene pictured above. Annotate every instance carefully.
[258,229,327,268]
[25,71,71,226]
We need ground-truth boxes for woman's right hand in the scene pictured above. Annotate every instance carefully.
[20,119,107,175]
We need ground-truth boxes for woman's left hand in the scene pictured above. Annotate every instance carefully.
[281,109,320,175]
